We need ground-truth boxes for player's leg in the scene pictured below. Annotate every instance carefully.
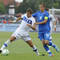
[26,40,39,56]
[23,36,39,56]
[49,38,59,52]
[39,33,52,56]
[42,40,53,56]
[44,32,53,56]
[48,36,52,48]
[48,34,59,52]
[49,41,59,52]
[0,29,20,53]
[0,36,16,53]
[48,32,56,48]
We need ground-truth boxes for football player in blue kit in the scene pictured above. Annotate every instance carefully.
[32,3,55,56]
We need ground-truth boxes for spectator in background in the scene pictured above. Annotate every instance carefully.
[3,20,7,24]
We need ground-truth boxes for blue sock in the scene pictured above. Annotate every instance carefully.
[4,43,8,47]
[49,42,52,46]
[49,41,59,52]
[52,43,59,51]
[1,40,10,50]
[44,45,52,55]
[49,41,56,48]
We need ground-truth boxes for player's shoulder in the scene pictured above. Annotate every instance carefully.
[49,14,55,19]
[23,14,27,17]
[44,10,49,16]
[36,11,40,13]
[22,13,27,18]
[34,11,40,14]
[45,10,49,14]
[31,16,35,20]
[49,14,53,17]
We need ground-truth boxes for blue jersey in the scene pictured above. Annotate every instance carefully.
[32,10,50,33]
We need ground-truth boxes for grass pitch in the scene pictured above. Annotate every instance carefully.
[0,32,60,60]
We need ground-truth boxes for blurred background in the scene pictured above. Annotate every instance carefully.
[0,0,60,32]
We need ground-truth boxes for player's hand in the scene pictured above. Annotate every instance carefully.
[27,24,31,27]
[35,22,40,25]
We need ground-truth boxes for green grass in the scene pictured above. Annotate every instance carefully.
[0,32,60,60]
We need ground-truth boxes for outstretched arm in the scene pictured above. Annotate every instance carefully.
[9,17,22,23]
[35,16,48,25]
[27,23,36,30]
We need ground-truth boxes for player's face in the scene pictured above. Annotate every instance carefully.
[27,12,32,18]
[40,5,45,12]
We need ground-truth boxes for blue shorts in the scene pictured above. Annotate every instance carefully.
[38,32,50,41]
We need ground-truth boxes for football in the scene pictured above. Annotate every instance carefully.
[1,49,9,56]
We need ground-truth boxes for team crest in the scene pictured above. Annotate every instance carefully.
[40,16,42,20]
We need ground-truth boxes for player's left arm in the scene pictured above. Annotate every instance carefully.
[53,18,56,31]
[54,21,56,31]
[27,18,36,30]
[52,15,56,31]
[35,16,48,24]
[27,23,36,30]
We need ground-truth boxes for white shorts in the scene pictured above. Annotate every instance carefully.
[12,27,31,41]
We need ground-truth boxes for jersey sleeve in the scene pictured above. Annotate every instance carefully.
[32,12,38,17]
[44,12,49,20]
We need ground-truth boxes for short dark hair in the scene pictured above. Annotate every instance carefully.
[40,3,45,7]
[26,8,33,14]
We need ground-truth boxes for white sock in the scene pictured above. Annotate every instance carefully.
[32,45,39,56]
[32,45,37,50]
[1,39,11,50]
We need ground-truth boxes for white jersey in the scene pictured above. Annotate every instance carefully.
[12,14,35,41]
[19,14,35,32]
[49,14,56,32]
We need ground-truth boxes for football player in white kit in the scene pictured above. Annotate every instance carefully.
[46,8,59,52]
[49,10,56,41]
[0,8,39,56]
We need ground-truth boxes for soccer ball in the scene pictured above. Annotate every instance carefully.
[2,49,9,56]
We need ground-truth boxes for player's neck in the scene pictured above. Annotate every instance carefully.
[27,16,31,18]
[40,10,45,12]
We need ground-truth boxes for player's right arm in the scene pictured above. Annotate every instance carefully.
[9,17,22,23]
[35,12,49,25]
[52,15,56,31]
[16,17,22,22]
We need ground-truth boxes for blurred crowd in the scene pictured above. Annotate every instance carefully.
[0,13,22,24]
[0,13,60,25]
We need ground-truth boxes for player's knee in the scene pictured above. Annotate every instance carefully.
[10,36,16,42]
[42,40,45,45]
[45,40,49,45]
